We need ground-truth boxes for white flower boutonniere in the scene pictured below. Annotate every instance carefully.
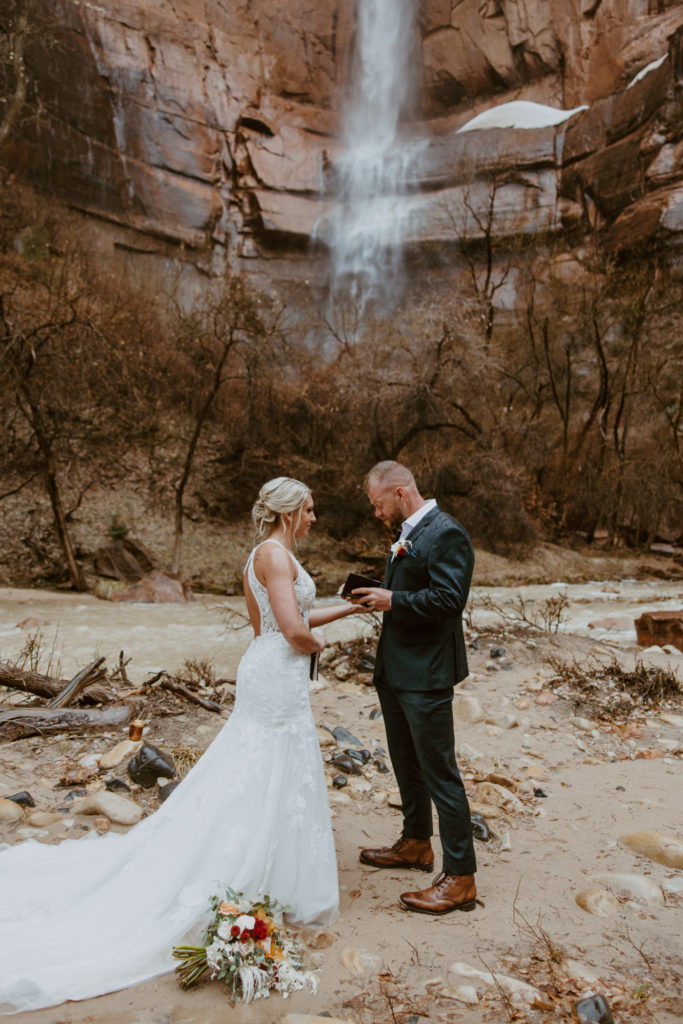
[390,538,416,560]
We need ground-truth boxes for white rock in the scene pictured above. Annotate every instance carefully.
[0,798,24,822]
[348,778,373,794]
[75,791,143,825]
[622,830,683,869]
[24,811,62,828]
[592,872,664,906]
[662,876,683,893]
[388,789,402,808]
[317,729,337,748]
[441,984,479,1004]
[499,831,512,852]
[78,753,101,770]
[453,696,484,723]
[575,887,620,917]
[562,959,604,984]
[98,739,141,770]
[660,713,683,728]
[328,791,352,806]
[476,782,524,814]
[571,716,594,731]
[486,712,518,730]
[448,962,541,1003]
[339,947,381,975]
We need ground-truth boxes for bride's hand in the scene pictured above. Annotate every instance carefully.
[312,629,326,651]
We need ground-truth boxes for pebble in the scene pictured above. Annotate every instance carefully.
[388,789,402,808]
[0,798,24,822]
[24,811,62,828]
[299,926,336,949]
[332,774,347,789]
[127,743,176,789]
[453,696,484,723]
[470,812,491,842]
[441,984,479,1004]
[499,831,512,852]
[526,679,545,692]
[592,872,664,906]
[6,791,35,808]
[95,816,111,834]
[344,747,370,764]
[571,716,594,731]
[575,887,620,917]
[369,707,383,720]
[329,752,362,776]
[373,758,389,773]
[490,647,506,658]
[486,712,518,730]
[485,725,502,737]
[348,778,372,794]
[339,947,381,975]
[158,780,181,803]
[328,791,351,805]
[317,728,337,748]
[332,726,363,746]
[515,699,531,710]
[476,782,524,814]
[535,691,558,705]
[621,830,683,869]
[75,790,143,826]
[98,739,142,770]
[448,962,541,1004]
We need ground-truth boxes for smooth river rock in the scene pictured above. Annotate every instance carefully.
[0,798,24,822]
[575,887,621,917]
[76,790,143,826]
[621,830,683,869]
[592,872,664,906]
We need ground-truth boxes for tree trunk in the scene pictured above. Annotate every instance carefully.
[0,703,131,742]
[0,661,111,704]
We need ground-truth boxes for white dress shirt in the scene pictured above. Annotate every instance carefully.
[400,498,436,540]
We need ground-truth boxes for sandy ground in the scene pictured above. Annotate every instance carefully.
[0,571,682,1024]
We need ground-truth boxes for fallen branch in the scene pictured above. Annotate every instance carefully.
[0,661,112,705]
[0,703,132,742]
[160,678,222,713]
[48,658,107,708]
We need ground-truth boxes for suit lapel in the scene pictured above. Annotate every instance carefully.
[385,506,440,588]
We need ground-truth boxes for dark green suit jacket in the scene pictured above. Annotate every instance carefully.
[374,506,474,691]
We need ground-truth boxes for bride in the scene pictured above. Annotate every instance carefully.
[0,477,362,1014]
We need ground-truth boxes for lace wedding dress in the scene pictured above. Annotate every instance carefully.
[0,540,338,1014]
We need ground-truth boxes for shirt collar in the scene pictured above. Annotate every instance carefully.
[401,498,436,538]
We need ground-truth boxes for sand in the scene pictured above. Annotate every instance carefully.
[0,571,682,1024]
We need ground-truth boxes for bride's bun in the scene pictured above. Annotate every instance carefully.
[252,477,310,538]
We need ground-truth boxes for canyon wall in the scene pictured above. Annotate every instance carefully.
[2,0,683,290]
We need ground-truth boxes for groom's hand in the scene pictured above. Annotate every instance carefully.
[352,586,392,612]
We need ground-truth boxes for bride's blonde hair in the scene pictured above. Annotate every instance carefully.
[251,477,311,539]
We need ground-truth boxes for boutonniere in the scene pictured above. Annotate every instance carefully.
[390,538,416,559]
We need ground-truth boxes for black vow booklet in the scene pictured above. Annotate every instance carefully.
[341,572,383,598]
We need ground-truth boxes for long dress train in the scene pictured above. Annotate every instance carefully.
[0,541,338,1013]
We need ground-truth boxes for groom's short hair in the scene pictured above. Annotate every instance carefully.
[365,461,415,491]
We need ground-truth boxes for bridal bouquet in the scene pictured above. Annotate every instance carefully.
[172,889,317,1003]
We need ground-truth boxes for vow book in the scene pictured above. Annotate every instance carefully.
[341,572,383,598]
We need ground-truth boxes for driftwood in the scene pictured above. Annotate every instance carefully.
[160,678,222,713]
[48,658,107,708]
[0,703,132,743]
[0,661,112,705]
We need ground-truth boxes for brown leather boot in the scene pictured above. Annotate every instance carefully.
[399,872,477,914]
[359,836,434,871]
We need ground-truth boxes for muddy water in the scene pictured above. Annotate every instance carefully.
[0,577,680,684]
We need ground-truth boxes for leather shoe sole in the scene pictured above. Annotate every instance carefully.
[359,852,434,871]
[399,895,477,915]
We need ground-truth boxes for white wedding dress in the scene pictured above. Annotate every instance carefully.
[0,540,338,1014]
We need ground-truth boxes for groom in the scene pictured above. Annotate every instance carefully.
[352,460,477,914]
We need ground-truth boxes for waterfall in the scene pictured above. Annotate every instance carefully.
[326,0,423,313]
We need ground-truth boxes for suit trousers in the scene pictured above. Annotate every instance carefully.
[376,681,477,876]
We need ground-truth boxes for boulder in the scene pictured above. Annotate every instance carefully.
[111,570,193,603]
[634,610,683,652]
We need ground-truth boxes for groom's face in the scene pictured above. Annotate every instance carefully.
[367,483,404,532]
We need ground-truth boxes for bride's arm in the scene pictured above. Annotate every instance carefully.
[257,545,324,654]
[308,603,364,627]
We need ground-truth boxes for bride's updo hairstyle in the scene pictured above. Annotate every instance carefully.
[252,476,311,539]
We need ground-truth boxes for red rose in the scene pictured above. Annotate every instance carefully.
[230,924,241,938]
[252,919,268,940]
[241,929,251,941]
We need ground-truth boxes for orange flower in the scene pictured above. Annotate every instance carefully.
[218,902,240,916]
[255,908,276,935]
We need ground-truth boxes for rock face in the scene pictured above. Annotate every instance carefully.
[3,2,683,285]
